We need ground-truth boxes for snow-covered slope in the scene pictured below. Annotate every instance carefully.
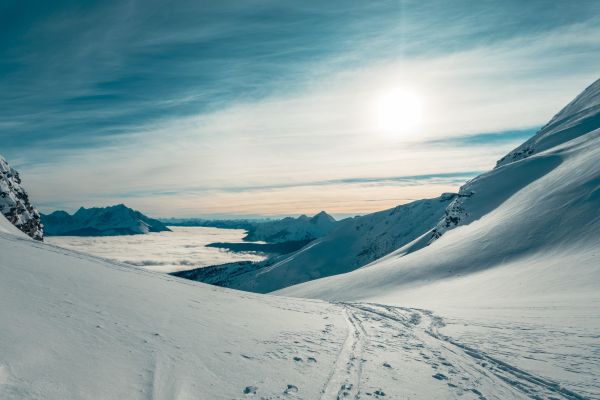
[0,155,43,240]
[280,80,600,397]
[42,204,170,236]
[0,215,351,399]
[2,216,592,399]
[183,194,457,293]
[244,211,337,243]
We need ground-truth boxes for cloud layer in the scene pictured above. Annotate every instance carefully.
[2,1,600,216]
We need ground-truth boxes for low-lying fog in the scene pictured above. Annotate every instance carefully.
[46,226,266,273]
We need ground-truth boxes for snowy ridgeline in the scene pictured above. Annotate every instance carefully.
[0,155,43,240]
[41,204,171,236]
[175,193,458,292]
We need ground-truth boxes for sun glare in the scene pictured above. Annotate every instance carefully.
[373,87,424,136]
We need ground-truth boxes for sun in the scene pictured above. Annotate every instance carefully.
[373,87,424,135]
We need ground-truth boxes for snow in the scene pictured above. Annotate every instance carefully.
[190,194,457,293]
[0,216,349,399]
[279,79,600,398]
[3,214,559,399]
[3,216,591,399]
[0,211,29,239]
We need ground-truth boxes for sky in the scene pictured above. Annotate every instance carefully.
[1,0,600,218]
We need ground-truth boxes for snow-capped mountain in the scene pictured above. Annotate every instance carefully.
[180,194,457,293]
[42,204,171,236]
[281,79,600,396]
[0,155,43,240]
[243,211,337,243]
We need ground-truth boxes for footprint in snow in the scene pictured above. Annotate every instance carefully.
[307,357,317,363]
[243,385,257,395]
[284,384,298,394]
[293,356,303,362]
[432,373,448,380]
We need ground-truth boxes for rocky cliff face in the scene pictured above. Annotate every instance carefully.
[0,155,43,240]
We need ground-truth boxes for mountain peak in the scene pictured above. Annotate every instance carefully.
[311,211,335,223]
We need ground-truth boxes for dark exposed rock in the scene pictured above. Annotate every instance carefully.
[0,155,44,240]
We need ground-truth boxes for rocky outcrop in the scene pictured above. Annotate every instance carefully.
[0,155,43,240]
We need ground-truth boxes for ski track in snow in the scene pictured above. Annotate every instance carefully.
[317,302,591,400]
[319,306,366,400]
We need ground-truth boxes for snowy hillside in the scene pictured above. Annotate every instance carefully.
[280,80,600,397]
[2,211,593,399]
[179,194,457,293]
[42,204,170,236]
[0,155,43,240]
[244,211,337,243]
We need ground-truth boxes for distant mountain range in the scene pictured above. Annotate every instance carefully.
[173,194,456,292]
[41,204,171,236]
[244,211,337,243]
[162,211,338,243]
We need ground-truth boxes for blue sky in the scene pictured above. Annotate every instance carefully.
[2,0,600,217]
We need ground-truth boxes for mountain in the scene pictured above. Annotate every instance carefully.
[280,80,600,396]
[285,79,600,302]
[42,204,171,236]
[0,155,43,240]
[159,217,258,231]
[177,194,457,292]
[2,81,599,399]
[243,211,337,243]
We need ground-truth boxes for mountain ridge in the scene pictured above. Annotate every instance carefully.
[42,204,171,236]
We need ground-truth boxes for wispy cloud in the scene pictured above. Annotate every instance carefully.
[427,128,539,147]
[2,1,600,216]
